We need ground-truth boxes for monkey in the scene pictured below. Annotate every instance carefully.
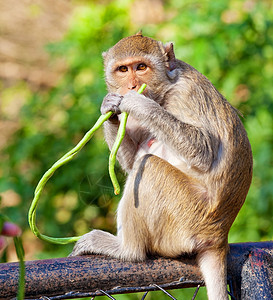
[70,32,253,300]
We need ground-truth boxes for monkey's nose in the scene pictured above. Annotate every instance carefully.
[129,85,137,90]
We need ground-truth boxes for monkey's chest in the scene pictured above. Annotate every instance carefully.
[136,138,186,171]
[125,115,187,170]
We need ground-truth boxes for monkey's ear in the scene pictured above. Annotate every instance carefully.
[164,42,176,71]
[102,51,108,60]
[135,30,143,36]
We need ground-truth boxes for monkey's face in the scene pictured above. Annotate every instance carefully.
[103,34,177,103]
[110,56,155,95]
[104,55,171,103]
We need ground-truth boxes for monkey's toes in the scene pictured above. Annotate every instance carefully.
[69,231,98,257]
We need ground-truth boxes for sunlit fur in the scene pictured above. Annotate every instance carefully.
[71,33,253,300]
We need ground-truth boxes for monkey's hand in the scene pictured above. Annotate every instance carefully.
[119,90,159,115]
[101,93,123,115]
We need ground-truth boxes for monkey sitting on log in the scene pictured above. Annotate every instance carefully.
[71,32,253,300]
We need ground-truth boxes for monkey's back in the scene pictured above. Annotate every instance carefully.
[165,61,253,234]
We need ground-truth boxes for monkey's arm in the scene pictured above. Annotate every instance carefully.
[119,91,219,173]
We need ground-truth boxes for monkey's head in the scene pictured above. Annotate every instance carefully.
[103,32,178,102]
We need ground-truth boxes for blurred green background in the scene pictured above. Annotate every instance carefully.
[0,0,272,299]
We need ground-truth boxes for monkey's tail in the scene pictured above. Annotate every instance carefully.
[197,247,229,300]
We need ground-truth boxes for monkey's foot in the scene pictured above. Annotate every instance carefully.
[69,229,120,257]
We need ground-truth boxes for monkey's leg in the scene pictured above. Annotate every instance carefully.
[70,227,147,261]
[197,247,229,300]
[70,169,149,260]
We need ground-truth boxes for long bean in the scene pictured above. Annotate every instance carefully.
[28,84,146,244]
[28,112,113,244]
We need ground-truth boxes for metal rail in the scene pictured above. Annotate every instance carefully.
[0,242,272,299]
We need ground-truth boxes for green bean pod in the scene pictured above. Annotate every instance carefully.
[109,83,147,195]
[28,112,113,244]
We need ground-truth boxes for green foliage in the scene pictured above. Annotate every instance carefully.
[1,1,134,255]
[1,0,272,267]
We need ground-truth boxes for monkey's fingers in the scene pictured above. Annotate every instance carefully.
[100,93,123,115]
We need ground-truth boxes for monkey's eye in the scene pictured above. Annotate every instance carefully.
[137,63,147,71]
[118,66,128,72]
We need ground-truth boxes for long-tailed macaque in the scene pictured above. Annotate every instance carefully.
[71,32,253,300]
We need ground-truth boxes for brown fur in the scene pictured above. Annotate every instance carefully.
[71,33,253,300]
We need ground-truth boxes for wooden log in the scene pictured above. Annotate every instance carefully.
[0,242,272,300]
